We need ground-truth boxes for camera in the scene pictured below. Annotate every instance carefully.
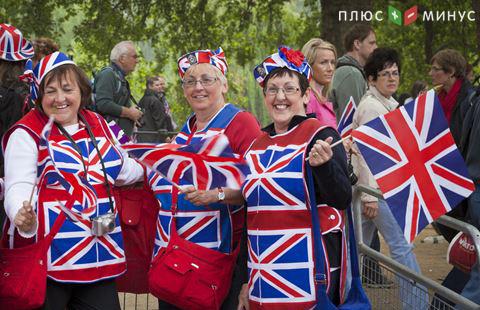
[91,213,116,236]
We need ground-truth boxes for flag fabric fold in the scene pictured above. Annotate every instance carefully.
[351,90,474,242]
[122,134,249,190]
[38,117,98,221]
[337,96,356,138]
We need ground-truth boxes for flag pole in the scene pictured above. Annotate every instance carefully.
[305,135,352,161]
[27,184,36,206]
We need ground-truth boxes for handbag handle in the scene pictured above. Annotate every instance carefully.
[305,163,337,309]
[305,163,364,308]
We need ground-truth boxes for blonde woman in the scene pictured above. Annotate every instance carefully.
[302,38,338,128]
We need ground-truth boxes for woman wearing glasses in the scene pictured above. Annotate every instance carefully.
[185,46,352,309]
[352,47,426,309]
[150,48,261,309]
[429,50,480,306]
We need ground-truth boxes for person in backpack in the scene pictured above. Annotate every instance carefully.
[0,23,35,231]
[93,40,142,137]
[331,24,377,120]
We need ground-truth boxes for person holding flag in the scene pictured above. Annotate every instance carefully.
[148,47,261,309]
[2,52,144,309]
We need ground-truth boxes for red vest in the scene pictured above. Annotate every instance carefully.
[3,109,127,283]
[243,118,347,309]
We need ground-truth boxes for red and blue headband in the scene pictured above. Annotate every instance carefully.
[0,23,34,61]
[21,51,75,102]
[177,47,228,78]
[253,46,311,87]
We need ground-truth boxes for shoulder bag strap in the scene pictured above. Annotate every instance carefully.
[305,163,338,309]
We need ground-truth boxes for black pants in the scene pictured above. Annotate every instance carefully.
[42,278,120,310]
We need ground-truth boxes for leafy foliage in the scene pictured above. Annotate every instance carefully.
[2,0,480,124]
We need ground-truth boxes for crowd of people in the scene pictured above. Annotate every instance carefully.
[0,20,479,310]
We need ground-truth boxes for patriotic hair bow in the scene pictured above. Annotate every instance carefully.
[28,51,75,102]
[177,47,228,79]
[253,46,311,87]
[0,23,34,61]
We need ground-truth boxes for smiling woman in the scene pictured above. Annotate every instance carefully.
[147,47,262,309]
[2,51,145,309]
[238,46,352,309]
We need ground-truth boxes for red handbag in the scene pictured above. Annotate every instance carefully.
[447,231,477,273]
[114,183,159,294]
[0,213,66,310]
[148,216,239,310]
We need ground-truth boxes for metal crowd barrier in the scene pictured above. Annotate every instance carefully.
[119,293,156,310]
[353,185,480,310]
[132,129,178,143]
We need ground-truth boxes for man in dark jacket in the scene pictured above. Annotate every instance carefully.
[137,76,174,142]
[331,24,377,120]
[94,41,143,136]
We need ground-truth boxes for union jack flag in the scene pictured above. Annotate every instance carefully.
[154,209,222,254]
[351,90,475,242]
[0,23,34,61]
[248,228,315,304]
[337,96,356,138]
[38,117,98,219]
[177,47,228,78]
[123,134,249,190]
[243,144,308,212]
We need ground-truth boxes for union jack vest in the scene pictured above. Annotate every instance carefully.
[150,103,244,256]
[3,109,126,283]
[242,118,347,309]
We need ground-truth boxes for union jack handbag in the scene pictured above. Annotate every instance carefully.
[305,164,371,309]
[0,212,66,309]
[148,205,239,310]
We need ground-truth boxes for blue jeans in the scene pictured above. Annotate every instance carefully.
[459,185,480,307]
[362,199,428,310]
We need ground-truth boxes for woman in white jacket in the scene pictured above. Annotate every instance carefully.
[352,47,427,310]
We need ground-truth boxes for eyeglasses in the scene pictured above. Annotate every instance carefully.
[264,86,300,96]
[182,77,218,88]
[377,71,400,79]
[430,66,444,72]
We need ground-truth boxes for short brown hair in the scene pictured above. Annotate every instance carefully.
[37,64,92,109]
[430,49,466,79]
[344,24,375,52]
[146,76,160,88]
[32,38,59,63]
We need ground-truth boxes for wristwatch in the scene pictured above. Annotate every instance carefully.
[217,187,225,202]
